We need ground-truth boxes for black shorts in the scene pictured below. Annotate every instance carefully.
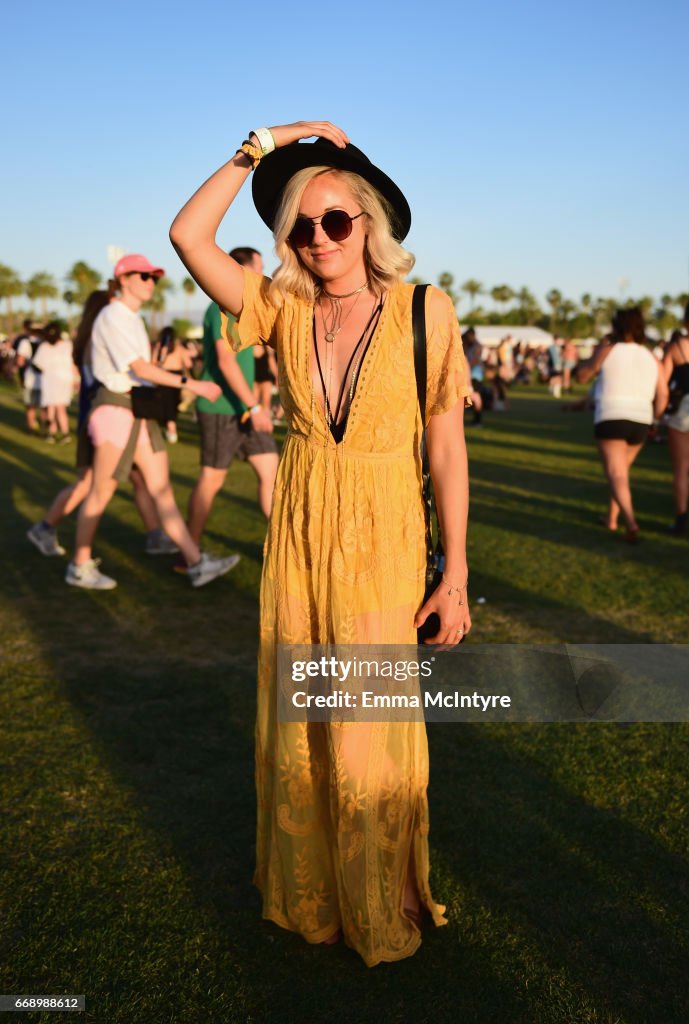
[198,411,278,469]
[254,349,275,384]
[594,419,649,445]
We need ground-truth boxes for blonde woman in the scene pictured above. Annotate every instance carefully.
[170,121,472,966]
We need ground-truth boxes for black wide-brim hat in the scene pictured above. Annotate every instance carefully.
[252,139,412,242]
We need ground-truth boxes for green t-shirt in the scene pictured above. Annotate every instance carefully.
[197,302,255,415]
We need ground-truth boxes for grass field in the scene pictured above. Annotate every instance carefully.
[1,379,688,1024]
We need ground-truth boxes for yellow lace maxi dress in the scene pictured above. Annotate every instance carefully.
[222,271,471,967]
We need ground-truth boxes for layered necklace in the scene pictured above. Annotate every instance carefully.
[320,283,368,343]
[314,288,383,441]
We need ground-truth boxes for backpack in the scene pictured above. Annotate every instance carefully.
[14,334,42,385]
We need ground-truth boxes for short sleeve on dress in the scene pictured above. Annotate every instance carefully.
[220,268,279,353]
[425,287,472,424]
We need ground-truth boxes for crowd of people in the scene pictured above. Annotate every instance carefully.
[1,118,688,972]
[461,331,583,422]
[2,249,285,590]
[3,285,689,583]
[460,316,689,539]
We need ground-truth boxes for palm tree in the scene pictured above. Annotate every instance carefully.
[65,261,102,307]
[653,305,677,338]
[461,279,483,312]
[25,272,59,319]
[490,285,514,318]
[593,296,617,335]
[143,278,175,333]
[63,290,76,321]
[636,295,654,319]
[545,288,562,334]
[560,299,577,332]
[578,293,594,334]
[516,286,541,326]
[181,276,196,318]
[437,271,458,308]
[0,263,24,333]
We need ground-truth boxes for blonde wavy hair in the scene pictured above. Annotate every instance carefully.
[268,167,414,307]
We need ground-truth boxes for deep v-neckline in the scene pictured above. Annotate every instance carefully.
[309,291,389,444]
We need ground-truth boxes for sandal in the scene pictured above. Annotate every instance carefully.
[623,527,640,544]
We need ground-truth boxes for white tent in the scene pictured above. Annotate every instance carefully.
[469,325,553,349]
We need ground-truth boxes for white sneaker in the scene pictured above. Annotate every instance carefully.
[65,559,117,590]
[187,552,240,588]
[27,522,66,556]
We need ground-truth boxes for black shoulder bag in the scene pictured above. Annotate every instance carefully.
[413,284,445,643]
[130,385,169,424]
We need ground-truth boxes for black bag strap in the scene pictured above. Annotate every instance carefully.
[413,284,429,425]
[412,285,443,581]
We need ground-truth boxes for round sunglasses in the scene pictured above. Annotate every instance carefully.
[288,209,365,249]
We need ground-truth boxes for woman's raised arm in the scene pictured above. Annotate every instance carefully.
[169,121,349,316]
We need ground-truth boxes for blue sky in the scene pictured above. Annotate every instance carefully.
[4,0,688,316]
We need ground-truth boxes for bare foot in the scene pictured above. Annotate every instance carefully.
[323,928,342,945]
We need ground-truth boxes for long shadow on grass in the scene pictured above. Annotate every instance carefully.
[469,481,684,581]
[469,434,673,489]
[0,415,267,573]
[470,451,670,500]
[468,423,593,459]
[0,440,85,568]
[468,568,666,643]
[7,600,685,1020]
[427,723,689,1024]
[4,384,685,1022]
[26,636,544,1024]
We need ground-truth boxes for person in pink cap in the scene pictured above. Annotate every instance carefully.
[65,254,241,590]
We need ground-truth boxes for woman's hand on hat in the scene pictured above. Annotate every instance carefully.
[264,121,349,150]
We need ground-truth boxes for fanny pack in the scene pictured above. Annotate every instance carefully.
[130,385,168,424]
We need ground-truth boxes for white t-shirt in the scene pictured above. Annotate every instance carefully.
[32,339,75,406]
[91,300,152,393]
[32,339,73,381]
[594,343,659,425]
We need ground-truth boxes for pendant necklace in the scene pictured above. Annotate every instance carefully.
[320,283,367,343]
